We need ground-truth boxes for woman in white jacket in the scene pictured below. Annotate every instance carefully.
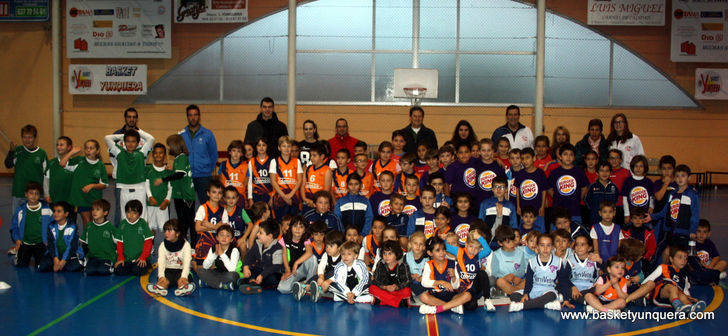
[607,113,644,171]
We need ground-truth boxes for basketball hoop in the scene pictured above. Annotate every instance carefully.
[403,87,427,99]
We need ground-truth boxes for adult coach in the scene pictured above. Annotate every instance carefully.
[328,118,358,159]
[180,105,218,204]
[607,113,644,170]
[575,118,609,166]
[399,106,438,153]
[244,97,288,157]
[491,105,534,150]
[111,107,147,225]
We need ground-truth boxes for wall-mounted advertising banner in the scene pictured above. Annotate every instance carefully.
[671,0,728,62]
[66,0,171,58]
[588,0,665,26]
[695,68,728,99]
[174,0,247,23]
[69,64,147,95]
[0,0,49,21]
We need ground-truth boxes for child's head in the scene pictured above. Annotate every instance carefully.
[605,256,626,279]
[287,215,308,240]
[227,140,244,163]
[404,174,420,196]
[278,136,294,156]
[335,148,351,169]
[696,219,711,243]
[536,233,554,256]
[408,231,426,256]
[311,220,327,244]
[630,155,649,176]
[325,230,345,256]
[400,153,417,173]
[469,219,491,242]
[618,238,645,263]
[584,150,598,169]
[290,142,301,159]
[597,160,611,181]
[309,143,326,166]
[513,228,522,244]
[340,241,361,264]
[428,172,445,194]
[371,216,387,239]
[84,139,100,159]
[124,199,143,223]
[152,143,167,165]
[390,193,405,214]
[509,148,522,167]
[378,170,394,192]
[207,179,224,203]
[675,164,691,187]
[346,173,362,194]
[492,176,508,199]
[425,148,439,169]
[56,136,72,155]
[520,147,535,168]
[425,236,446,261]
[496,138,511,157]
[313,190,332,213]
[521,206,537,228]
[471,142,481,159]
[345,225,361,244]
[438,145,455,167]
[377,141,394,161]
[552,207,571,231]
[279,214,295,236]
[381,240,404,264]
[24,182,42,205]
[659,155,676,177]
[163,219,182,242]
[630,207,648,228]
[223,186,239,208]
[382,226,399,242]
[465,230,484,256]
[166,134,188,157]
[354,153,370,171]
[534,135,550,157]
[669,246,689,270]
[91,199,110,221]
[123,129,141,152]
[216,224,234,246]
[552,229,571,253]
[557,143,576,166]
[607,149,623,170]
[20,124,38,147]
[244,142,254,159]
[455,143,471,164]
[524,230,540,251]
[52,201,73,223]
[391,130,406,152]
[453,192,472,215]
[479,138,495,161]
[420,185,436,209]
[598,201,616,224]
[572,235,593,257]
[249,201,271,222]
[495,225,517,251]
[354,141,368,156]
[416,143,429,162]
[434,206,451,229]
[254,137,268,156]
[257,219,280,246]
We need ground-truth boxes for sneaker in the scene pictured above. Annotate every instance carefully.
[691,301,706,313]
[490,287,504,298]
[451,305,464,314]
[545,300,562,311]
[147,284,168,296]
[720,272,726,280]
[174,282,196,296]
[484,299,496,312]
[292,282,305,301]
[220,282,236,291]
[676,303,692,314]
[419,304,437,315]
[585,305,598,314]
[310,282,321,303]
[508,302,524,312]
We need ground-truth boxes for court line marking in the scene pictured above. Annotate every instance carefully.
[28,276,137,336]
[140,271,321,336]
[426,314,439,336]
[608,285,723,336]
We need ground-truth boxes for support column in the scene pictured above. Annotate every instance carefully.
[534,0,545,136]
[287,0,297,137]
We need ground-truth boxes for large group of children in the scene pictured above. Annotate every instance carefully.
[5,106,727,317]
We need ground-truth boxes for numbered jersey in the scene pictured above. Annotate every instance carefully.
[248,156,273,198]
[196,202,227,233]
[270,157,303,193]
[219,159,248,197]
[304,164,330,199]
[456,248,480,289]
[333,168,353,199]
[371,159,400,189]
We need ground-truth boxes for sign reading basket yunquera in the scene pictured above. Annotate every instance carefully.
[69,64,147,95]
[695,68,728,100]
[588,0,665,26]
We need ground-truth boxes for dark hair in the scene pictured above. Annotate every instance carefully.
[381,239,404,260]
[552,207,570,221]
[163,219,181,233]
[354,140,367,150]
[557,143,576,156]
[606,113,633,144]
[596,160,611,171]
[325,230,345,247]
[124,107,138,118]
[534,135,550,147]
[185,104,200,114]
[390,193,406,204]
[260,97,274,106]
[618,238,645,262]
[506,105,520,115]
[698,219,711,231]
[630,155,649,174]
[584,150,598,160]
[425,236,445,253]
[260,218,281,238]
[336,148,351,158]
[124,199,144,215]
[312,190,333,208]
[659,155,676,168]
[346,172,362,184]
[675,164,691,175]
[378,170,394,180]
[25,181,42,194]
[409,106,425,117]
[521,205,537,217]
[438,144,455,157]
[520,147,535,157]
[217,224,234,237]
[91,199,111,213]
[588,118,603,131]
[509,148,521,156]
[434,206,451,219]
[428,171,445,183]
[608,148,623,160]
[469,219,490,241]
[21,124,38,137]
[166,134,188,156]
[599,200,616,211]
[249,201,269,222]
[372,215,388,227]
[345,225,360,235]
[311,220,328,234]
[123,129,140,143]
[208,179,224,192]
[227,140,244,153]
[452,192,472,205]
[492,176,508,187]
[495,225,516,243]
[52,201,73,215]
[605,256,627,269]
[400,152,417,164]
[152,142,166,154]
[58,136,73,147]
[302,119,319,140]
[451,120,478,147]
[552,229,571,242]
[378,141,394,152]
[631,206,648,219]
[391,130,406,142]
[309,143,326,157]
[669,245,688,258]
[424,148,438,161]
[404,173,419,184]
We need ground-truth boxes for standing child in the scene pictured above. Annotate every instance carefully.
[560,235,599,308]
[478,177,517,237]
[80,199,117,276]
[495,138,512,168]
[5,125,47,234]
[114,200,154,276]
[159,135,196,246]
[371,141,400,190]
[444,143,479,199]
[244,142,255,161]
[419,149,442,189]
[653,155,676,241]
[584,161,619,228]
[584,256,629,313]
[10,182,52,267]
[519,206,539,236]
[247,138,273,207]
[407,185,437,237]
[506,148,523,200]
[508,233,567,312]
[417,236,466,315]
[552,207,590,241]
[434,206,453,241]
[197,224,240,291]
[533,136,553,171]
[218,140,249,207]
[622,207,657,265]
[348,141,372,171]
[301,144,332,214]
[193,180,229,266]
[402,174,422,215]
[66,140,108,229]
[583,151,599,184]
[476,139,507,208]
[643,246,706,313]
[369,171,395,216]
[304,190,343,232]
[450,193,475,238]
[310,231,345,302]
[270,136,304,218]
[590,201,623,263]
[370,240,412,308]
[394,153,419,194]
[386,193,409,238]
[333,149,353,200]
[330,241,372,304]
[414,144,430,177]
[354,153,376,197]
[147,219,196,296]
[145,143,172,243]
[438,145,455,171]
[622,155,654,225]
[222,187,253,255]
[607,149,631,225]
[391,130,407,162]
[334,173,374,235]
[39,201,84,272]
[104,129,155,221]
[239,219,284,294]
[428,172,452,209]
[44,137,79,220]
[547,144,589,225]
[515,148,548,233]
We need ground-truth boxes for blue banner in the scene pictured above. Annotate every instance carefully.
[0,0,49,21]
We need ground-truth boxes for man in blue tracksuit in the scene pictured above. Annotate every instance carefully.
[180,105,218,205]
[334,173,373,235]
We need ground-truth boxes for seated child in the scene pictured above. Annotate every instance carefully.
[370,240,412,308]
[643,246,706,313]
[281,220,327,300]
[194,180,229,266]
[695,219,727,279]
[552,206,589,240]
[311,230,345,302]
[330,241,372,304]
[245,201,272,250]
[428,171,452,209]
[508,233,567,312]
[114,200,154,276]
[360,216,386,267]
[407,185,437,237]
[622,207,657,267]
[418,236,467,315]
[492,225,528,297]
[552,229,574,260]
[618,238,655,306]
[197,224,240,291]
[519,206,540,237]
[478,176,518,236]
[334,173,374,235]
[405,231,429,298]
[522,230,539,257]
[147,219,196,296]
[433,206,453,242]
[11,181,52,267]
[304,191,344,232]
[560,235,599,308]
[444,230,494,312]
[386,193,409,238]
[279,215,310,286]
[584,256,628,313]
[144,143,172,244]
[590,201,623,263]
[369,225,404,272]
[239,219,284,294]
[39,201,83,272]
[345,225,362,246]
[80,199,117,276]
[221,187,253,256]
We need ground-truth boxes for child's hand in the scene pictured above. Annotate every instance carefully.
[281,272,292,281]
[563,301,575,309]
[154,178,163,187]
[447,268,455,279]
[160,200,170,210]
[496,203,503,216]
[82,184,93,193]
[57,259,66,272]
[114,260,124,268]
[136,259,147,268]
[440,281,454,292]
[243,267,251,278]
[178,277,189,288]
[571,287,581,299]
[45,197,52,203]
[215,243,224,256]
[520,294,529,302]
[587,253,602,263]
[255,275,263,284]
[347,292,355,304]
[149,197,158,206]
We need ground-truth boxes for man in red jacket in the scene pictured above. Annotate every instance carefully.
[328,118,359,159]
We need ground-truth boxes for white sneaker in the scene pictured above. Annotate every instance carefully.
[451,305,464,314]
[174,282,196,296]
[585,305,598,314]
[147,283,168,296]
[720,271,726,280]
[508,302,524,312]
[419,304,437,314]
[484,299,496,312]
[545,300,562,311]
[292,282,305,301]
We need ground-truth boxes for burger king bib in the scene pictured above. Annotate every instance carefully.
[444,158,480,195]
[547,166,588,217]
[621,176,654,213]
[475,161,506,205]
[514,169,547,212]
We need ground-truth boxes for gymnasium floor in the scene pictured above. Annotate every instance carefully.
[1,177,726,336]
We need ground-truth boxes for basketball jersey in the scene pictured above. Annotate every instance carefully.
[311,241,326,262]
[652,264,688,292]
[249,156,273,198]
[272,156,301,192]
[393,172,420,197]
[427,259,455,292]
[456,248,480,289]
[527,254,563,298]
[284,237,307,268]
[565,253,599,291]
[364,234,380,260]
[219,159,248,196]
[226,206,250,240]
[371,159,399,188]
[598,274,628,302]
[304,164,330,199]
[358,170,376,197]
[333,168,352,199]
[200,202,225,233]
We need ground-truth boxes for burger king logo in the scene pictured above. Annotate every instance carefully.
[630,186,649,206]
[509,183,518,198]
[455,224,470,245]
[403,204,417,216]
[557,175,577,196]
[478,170,496,191]
[424,220,436,239]
[378,199,391,216]
[463,168,477,188]
[520,179,539,200]
[697,250,710,266]
[669,199,680,220]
